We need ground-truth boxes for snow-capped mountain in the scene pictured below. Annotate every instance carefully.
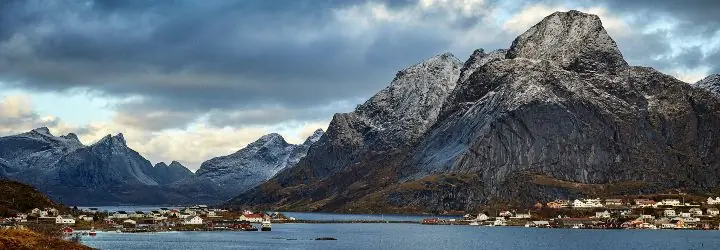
[0,129,199,205]
[195,129,324,197]
[694,74,720,96]
[231,10,720,213]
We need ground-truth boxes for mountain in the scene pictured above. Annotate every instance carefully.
[150,161,193,185]
[229,10,720,213]
[694,74,720,96]
[0,129,205,205]
[194,129,324,198]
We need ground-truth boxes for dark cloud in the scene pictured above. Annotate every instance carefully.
[3,0,718,132]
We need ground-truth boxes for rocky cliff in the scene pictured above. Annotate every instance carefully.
[694,74,720,96]
[151,161,193,185]
[229,10,720,213]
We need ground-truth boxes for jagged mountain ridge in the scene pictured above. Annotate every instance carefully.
[230,10,720,213]
[194,129,324,198]
[694,74,720,96]
[151,161,194,185]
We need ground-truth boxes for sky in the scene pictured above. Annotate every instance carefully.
[1,0,719,171]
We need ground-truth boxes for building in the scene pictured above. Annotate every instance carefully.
[707,197,720,205]
[183,216,204,225]
[499,211,513,217]
[595,211,611,218]
[123,219,137,225]
[475,213,489,221]
[679,212,692,218]
[663,209,676,217]
[239,213,265,223]
[707,208,720,216]
[511,213,531,219]
[493,217,507,226]
[604,199,624,206]
[633,199,656,207]
[689,208,703,216]
[659,199,681,207]
[112,211,129,219]
[572,199,603,208]
[55,216,75,225]
[130,211,145,218]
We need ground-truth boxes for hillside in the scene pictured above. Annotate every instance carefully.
[0,179,66,217]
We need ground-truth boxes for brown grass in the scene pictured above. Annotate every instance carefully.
[0,229,92,250]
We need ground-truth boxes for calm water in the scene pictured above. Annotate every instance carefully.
[81,223,720,250]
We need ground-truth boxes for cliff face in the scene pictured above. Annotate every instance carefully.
[229,10,720,213]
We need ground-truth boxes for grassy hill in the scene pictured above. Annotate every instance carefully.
[0,179,67,217]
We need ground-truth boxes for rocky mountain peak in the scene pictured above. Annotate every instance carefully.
[154,162,169,168]
[169,161,185,168]
[60,133,81,144]
[30,127,52,136]
[507,10,627,73]
[94,133,127,147]
[459,48,507,83]
[694,74,720,96]
[302,129,325,145]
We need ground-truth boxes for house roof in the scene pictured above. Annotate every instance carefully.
[243,214,264,218]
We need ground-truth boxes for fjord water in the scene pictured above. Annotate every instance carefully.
[82,222,720,250]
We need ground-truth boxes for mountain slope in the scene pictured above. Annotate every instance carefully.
[694,74,720,96]
[0,179,67,217]
[194,129,324,198]
[230,10,720,213]
[151,161,193,185]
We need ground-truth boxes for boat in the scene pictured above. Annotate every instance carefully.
[261,221,272,231]
[89,227,97,236]
[469,221,480,226]
[572,225,580,229]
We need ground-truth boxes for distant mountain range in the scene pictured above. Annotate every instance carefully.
[0,127,323,205]
[228,10,720,213]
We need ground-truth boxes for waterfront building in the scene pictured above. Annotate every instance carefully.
[239,213,265,223]
[707,208,720,216]
[183,216,204,225]
[595,211,611,218]
[55,215,75,225]
[604,199,624,206]
[475,213,489,221]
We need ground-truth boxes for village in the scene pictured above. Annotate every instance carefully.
[0,205,290,234]
[424,196,720,230]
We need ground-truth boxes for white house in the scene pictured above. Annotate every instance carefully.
[595,211,611,218]
[31,208,42,215]
[498,211,513,217]
[493,217,507,226]
[572,198,603,208]
[707,197,720,205]
[708,208,720,216]
[689,208,703,216]
[178,213,192,219]
[239,213,265,223]
[112,211,129,219]
[123,219,137,225]
[660,199,681,206]
[679,212,692,218]
[663,209,676,217]
[511,213,531,219]
[130,211,145,218]
[55,215,75,225]
[476,213,490,221]
[183,216,204,225]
